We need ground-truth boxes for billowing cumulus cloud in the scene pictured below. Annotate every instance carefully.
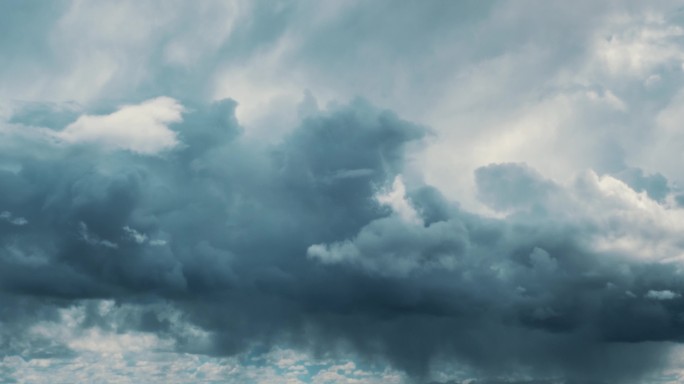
[5,1,684,383]
[1,94,684,384]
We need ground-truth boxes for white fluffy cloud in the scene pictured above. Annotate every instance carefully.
[57,97,184,154]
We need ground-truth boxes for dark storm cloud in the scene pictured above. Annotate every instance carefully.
[2,98,684,383]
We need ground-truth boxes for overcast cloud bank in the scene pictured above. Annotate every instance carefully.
[4,1,684,383]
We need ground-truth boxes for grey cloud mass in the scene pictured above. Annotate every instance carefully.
[4,1,684,384]
[1,96,683,384]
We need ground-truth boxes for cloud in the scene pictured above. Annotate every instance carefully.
[304,160,684,380]
[612,167,671,202]
[645,290,681,301]
[0,211,28,226]
[0,300,408,384]
[5,93,684,382]
[122,226,147,244]
[56,97,184,154]
[78,222,118,249]
[375,176,423,225]
[474,163,558,213]
[5,1,684,383]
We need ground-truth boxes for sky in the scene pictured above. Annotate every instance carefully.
[3,1,684,383]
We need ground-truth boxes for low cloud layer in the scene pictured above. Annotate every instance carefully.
[5,1,684,383]
[1,96,684,383]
